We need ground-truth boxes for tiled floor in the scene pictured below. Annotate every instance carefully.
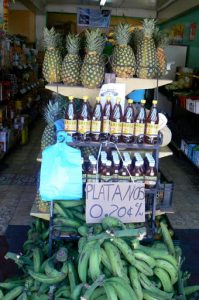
[0,119,44,235]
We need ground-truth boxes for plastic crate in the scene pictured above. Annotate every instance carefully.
[156,183,174,209]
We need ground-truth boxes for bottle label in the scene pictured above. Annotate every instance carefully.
[87,174,99,182]
[110,121,122,135]
[112,173,118,182]
[78,120,91,134]
[131,176,144,183]
[91,120,101,134]
[145,123,158,136]
[100,175,112,182]
[134,123,145,137]
[145,176,157,187]
[118,175,130,182]
[102,119,110,134]
[122,122,134,136]
[65,119,77,133]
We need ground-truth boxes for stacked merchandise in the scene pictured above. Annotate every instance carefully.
[42,19,169,87]
[0,215,199,299]
[0,31,45,155]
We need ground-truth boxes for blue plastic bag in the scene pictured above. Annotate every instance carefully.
[40,131,82,201]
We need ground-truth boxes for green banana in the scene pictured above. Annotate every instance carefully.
[17,292,28,300]
[100,248,112,273]
[0,281,24,290]
[154,267,173,293]
[134,260,154,277]
[132,250,156,268]
[132,239,169,256]
[81,275,105,300]
[68,260,78,293]
[28,269,67,284]
[106,277,138,300]
[58,200,84,208]
[184,285,199,295]
[78,240,96,282]
[150,253,178,268]
[71,283,84,300]
[129,266,143,300]
[78,237,87,253]
[156,259,178,284]
[32,248,42,273]
[111,237,136,265]
[102,216,126,230]
[90,287,106,300]
[53,217,82,227]
[3,286,24,300]
[74,211,85,221]
[143,289,166,300]
[55,286,71,298]
[160,222,175,257]
[78,225,89,237]
[104,282,118,300]
[92,224,103,234]
[103,241,124,278]
[89,242,101,281]
[40,259,49,273]
[45,257,64,277]
[54,202,68,218]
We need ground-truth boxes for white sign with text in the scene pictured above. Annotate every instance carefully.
[86,182,145,223]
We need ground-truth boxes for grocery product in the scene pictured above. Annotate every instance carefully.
[122,99,135,143]
[112,23,136,78]
[62,33,81,86]
[110,97,123,143]
[101,160,113,182]
[91,96,103,141]
[134,99,146,143]
[42,27,62,83]
[131,160,144,183]
[65,96,77,137]
[136,19,157,79]
[78,96,91,141]
[81,29,105,89]
[101,96,112,140]
[145,100,159,144]
[145,161,157,189]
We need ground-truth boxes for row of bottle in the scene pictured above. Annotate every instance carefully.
[82,151,157,188]
[65,96,159,144]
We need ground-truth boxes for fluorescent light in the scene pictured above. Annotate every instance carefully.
[100,0,106,6]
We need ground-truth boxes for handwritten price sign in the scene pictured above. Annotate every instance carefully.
[86,182,145,223]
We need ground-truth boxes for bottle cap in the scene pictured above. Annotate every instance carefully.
[101,159,107,164]
[83,96,89,101]
[123,161,129,167]
[116,97,121,103]
[152,100,158,105]
[89,155,95,161]
[69,96,74,101]
[128,99,133,104]
[106,96,111,101]
[96,96,100,101]
[141,99,146,104]
[149,161,155,167]
[135,161,140,167]
[106,160,112,167]
[114,158,120,165]
[92,159,97,165]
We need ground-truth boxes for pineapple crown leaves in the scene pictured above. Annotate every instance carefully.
[43,27,60,49]
[43,93,67,125]
[85,29,105,55]
[153,28,170,49]
[142,19,156,38]
[114,23,132,45]
[66,33,80,55]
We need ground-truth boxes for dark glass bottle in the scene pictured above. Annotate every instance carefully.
[145,100,159,144]
[101,96,112,140]
[91,96,102,141]
[110,97,122,143]
[145,161,157,189]
[122,99,135,143]
[65,96,77,137]
[78,96,91,141]
[134,99,146,144]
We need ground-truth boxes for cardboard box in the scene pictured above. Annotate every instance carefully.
[186,98,199,114]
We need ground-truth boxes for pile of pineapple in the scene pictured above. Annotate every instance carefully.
[42,19,168,88]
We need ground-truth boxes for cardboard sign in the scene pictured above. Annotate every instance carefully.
[86,182,145,223]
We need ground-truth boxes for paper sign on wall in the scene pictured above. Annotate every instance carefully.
[100,83,126,113]
[86,182,145,223]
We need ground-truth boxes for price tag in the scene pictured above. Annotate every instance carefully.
[86,182,145,223]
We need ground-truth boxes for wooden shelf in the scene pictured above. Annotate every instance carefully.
[45,78,172,102]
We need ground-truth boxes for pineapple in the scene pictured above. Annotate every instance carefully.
[112,23,136,78]
[62,34,81,86]
[131,27,143,56]
[136,19,157,79]
[154,28,169,78]
[81,29,105,89]
[43,27,62,83]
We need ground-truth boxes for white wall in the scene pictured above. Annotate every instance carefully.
[158,0,199,19]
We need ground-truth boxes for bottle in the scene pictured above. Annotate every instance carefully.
[131,161,144,183]
[91,96,102,141]
[78,96,91,141]
[145,100,159,144]
[110,97,123,143]
[112,157,120,182]
[101,96,112,140]
[99,158,107,174]
[87,158,98,182]
[123,151,131,162]
[118,160,130,182]
[65,96,77,137]
[81,157,87,184]
[101,160,113,182]
[145,161,157,189]
[122,99,135,143]
[134,99,146,144]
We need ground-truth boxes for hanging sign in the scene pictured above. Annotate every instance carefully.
[86,182,145,223]
[77,7,111,29]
